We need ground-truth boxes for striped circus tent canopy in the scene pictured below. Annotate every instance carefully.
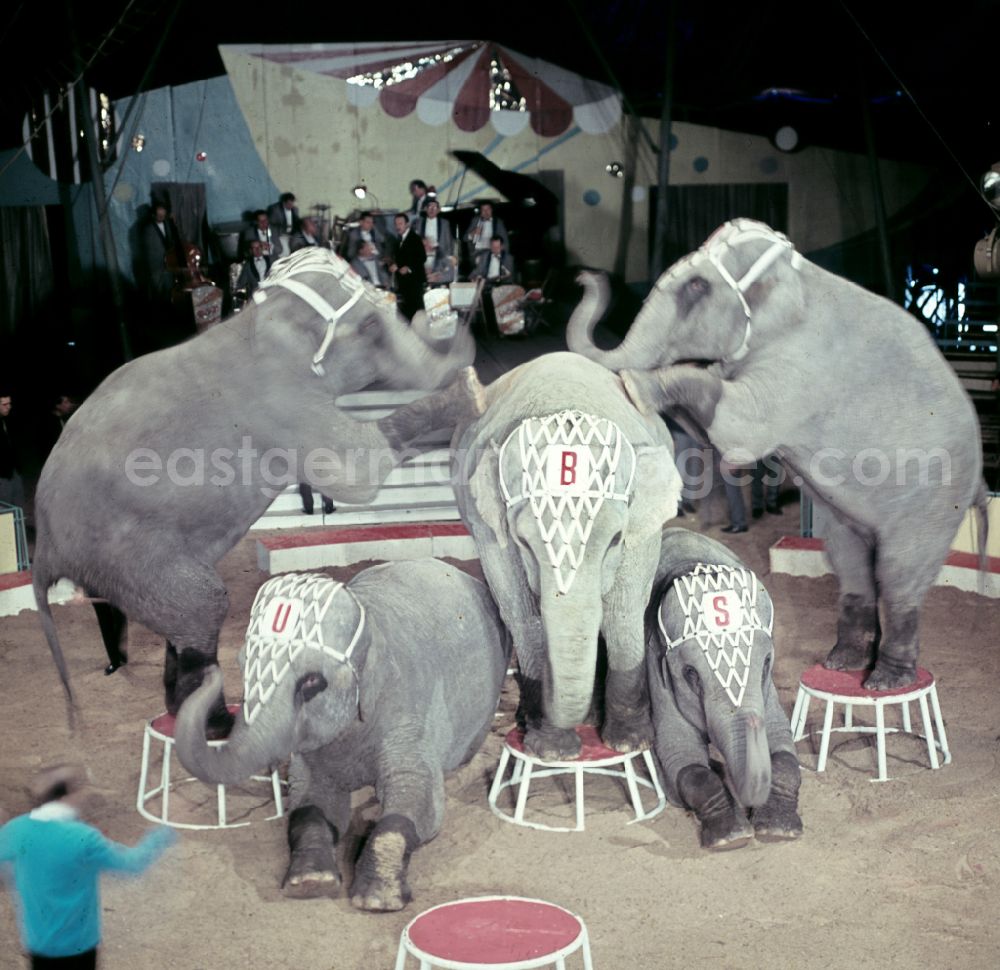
[220,40,622,138]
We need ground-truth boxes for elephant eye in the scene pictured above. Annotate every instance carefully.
[296,671,328,703]
[686,276,710,297]
[683,664,703,697]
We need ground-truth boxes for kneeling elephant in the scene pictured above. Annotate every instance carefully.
[174,559,511,911]
[647,528,802,849]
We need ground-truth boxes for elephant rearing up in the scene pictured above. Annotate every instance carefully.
[568,218,989,690]
[32,248,480,733]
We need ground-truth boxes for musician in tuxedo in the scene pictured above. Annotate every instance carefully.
[139,202,184,303]
[241,210,282,260]
[346,212,390,288]
[234,240,272,300]
[463,201,508,271]
[268,192,300,252]
[406,179,429,218]
[470,235,516,284]
[388,213,426,320]
[423,236,457,285]
[416,196,454,262]
[289,216,321,252]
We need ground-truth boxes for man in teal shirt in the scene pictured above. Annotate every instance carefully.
[0,765,176,968]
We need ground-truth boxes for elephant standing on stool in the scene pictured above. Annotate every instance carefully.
[647,527,802,850]
[452,352,683,761]
[174,560,510,911]
[569,218,988,690]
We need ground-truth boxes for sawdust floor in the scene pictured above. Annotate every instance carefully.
[1,500,998,969]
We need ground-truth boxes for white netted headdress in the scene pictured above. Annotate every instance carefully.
[656,219,802,360]
[242,573,365,725]
[658,563,772,707]
[497,410,636,594]
[253,246,389,376]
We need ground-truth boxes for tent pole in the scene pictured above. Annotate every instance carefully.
[651,1,677,280]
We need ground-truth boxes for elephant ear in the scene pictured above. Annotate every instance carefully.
[625,444,683,548]
[468,441,509,550]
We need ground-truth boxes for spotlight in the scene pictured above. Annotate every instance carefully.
[131,134,145,152]
[353,182,368,200]
[981,165,1000,211]
[772,125,799,152]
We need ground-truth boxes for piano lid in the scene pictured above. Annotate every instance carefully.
[451,150,558,223]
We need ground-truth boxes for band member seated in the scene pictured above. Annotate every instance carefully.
[470,235,516,285]
[346,211,390,288]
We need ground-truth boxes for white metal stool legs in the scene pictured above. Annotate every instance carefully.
[137,713,287,830]
[791,666,951,783]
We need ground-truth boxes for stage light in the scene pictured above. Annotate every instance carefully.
[981,165,1000,210]
[773,125,799,152]
[353,182,367,200]
[131,134,145,152]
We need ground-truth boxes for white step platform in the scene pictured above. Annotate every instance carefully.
[0,573,77,618]
[250,389,461,532]
[769,535,1000,598]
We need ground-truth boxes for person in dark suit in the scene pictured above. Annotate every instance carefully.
[234,240,272,300]
[471,235,516,284]
[267,192,300,253]
[388,213,426,320]
[0,391,26,511]
[139,203,184,304]
[289,216,321,252]
[241,210,281,260]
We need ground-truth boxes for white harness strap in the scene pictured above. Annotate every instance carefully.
[658,563,772,707]
[251,247,371,376]
[242,573,366,724]
[498,410,636,594]
[656,219,803,362]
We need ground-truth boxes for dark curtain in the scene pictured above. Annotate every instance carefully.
[653,184,790,269]
[0,207,54,340]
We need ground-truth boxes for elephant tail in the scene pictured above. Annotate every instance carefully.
[973,479,991,596]
[32,564,76,732]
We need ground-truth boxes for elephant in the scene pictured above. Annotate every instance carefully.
[451,351,683,761]
[568,218,989,690]
[173,559,511,911]
[32,247,480,733]
[646,527,802,850]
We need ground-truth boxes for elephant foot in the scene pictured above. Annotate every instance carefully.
[824,596,879,671]
[863,656,917,691]
[750,752,803,842]
[523,723,581,760]
[823,640,874,672]
[601,713,654,754]
[677,764,751,851]
[350,817,416,913]
[282,866,342,899]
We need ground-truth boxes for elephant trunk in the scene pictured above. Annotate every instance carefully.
[174,666,294,785]
[712,708,772,808]
[540,595,601,729]
[565,272,658,372]
[381,304,476,389]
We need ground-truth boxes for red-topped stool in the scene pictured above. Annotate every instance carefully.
[790,664,951,783]
[136,706,287,830]
[395,896,593,970]
[488,725,665,832]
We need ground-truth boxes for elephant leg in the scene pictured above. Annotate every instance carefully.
[120,553,232,735]
[676,763,752,851]
[350,758,443,912]
[821,515,880,672]
[599,560,656,754]
[282,758,349,899]
[376,367,484,452]
[865,519,955,689]
[92,601,127,675]
[475,539,580,760]
[749,750,803,841]
[601,662,653,754]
